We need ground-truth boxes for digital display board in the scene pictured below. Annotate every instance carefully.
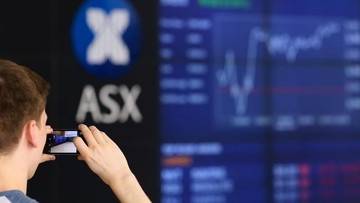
[158,0,360,202]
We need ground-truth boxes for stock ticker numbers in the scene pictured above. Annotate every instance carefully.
[158,0,360,202]
[273,142,360,202]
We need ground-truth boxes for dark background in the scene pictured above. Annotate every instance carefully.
[0,1,159,203]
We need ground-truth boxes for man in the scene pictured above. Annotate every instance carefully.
[0,59,151,203]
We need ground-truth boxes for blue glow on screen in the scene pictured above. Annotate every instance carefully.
[158,0,360,202]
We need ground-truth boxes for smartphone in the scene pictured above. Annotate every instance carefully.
[43,129,83,155]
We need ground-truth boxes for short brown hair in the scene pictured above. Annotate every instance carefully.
[0,59,50,154]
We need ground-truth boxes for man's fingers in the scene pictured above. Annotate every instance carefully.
[78,124,97,147]
[89,125,106,144]
[40,154,56,163]
[101,132,112,143]
[73,136,89,157]
[45,125,53,134]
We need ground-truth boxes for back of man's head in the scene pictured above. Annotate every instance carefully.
[0,60,50,154]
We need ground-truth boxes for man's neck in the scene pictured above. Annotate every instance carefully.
[0,153,28,194]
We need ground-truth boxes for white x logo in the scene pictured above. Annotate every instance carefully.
[86,8,130,65]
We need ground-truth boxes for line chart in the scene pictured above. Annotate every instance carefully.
[213,16,360,130]
[216,22,340,115]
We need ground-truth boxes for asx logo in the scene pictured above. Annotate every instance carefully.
[71,0,143,124]
[76,84,142,124]
[71,0,142,79]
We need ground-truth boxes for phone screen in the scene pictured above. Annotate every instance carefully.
[43,130,82,155]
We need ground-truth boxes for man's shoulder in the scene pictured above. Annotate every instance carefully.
[0,190,38,203]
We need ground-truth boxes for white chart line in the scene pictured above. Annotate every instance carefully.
[216,22,340,115]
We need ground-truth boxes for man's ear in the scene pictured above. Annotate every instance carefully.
[24,120,39,148]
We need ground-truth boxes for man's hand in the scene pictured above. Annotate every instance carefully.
[40,125,56,163]
[74,124,151,203]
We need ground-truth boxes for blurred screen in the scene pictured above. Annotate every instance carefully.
[158,0,360,202]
